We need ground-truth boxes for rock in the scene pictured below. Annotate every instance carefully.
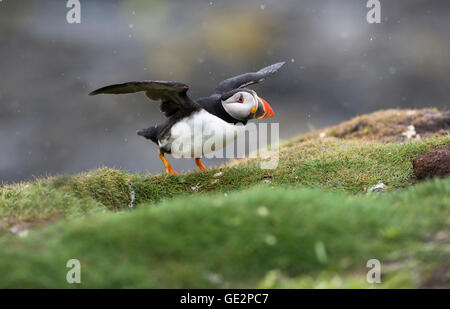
[402,125,417,140]
[9,222,33,234]
[190,183,202,192]
[412,146,450,180]
[367,182,386,193]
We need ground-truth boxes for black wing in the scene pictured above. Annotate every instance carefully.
[89,80,199,117]
[214,62,285,94]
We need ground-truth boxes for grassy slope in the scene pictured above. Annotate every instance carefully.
[1,136,449,228]
[0,109,449,288]
[0,178,449,288]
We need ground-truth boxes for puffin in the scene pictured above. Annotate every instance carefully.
[89,62,284,175]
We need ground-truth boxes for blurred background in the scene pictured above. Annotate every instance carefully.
[0,0,449,183]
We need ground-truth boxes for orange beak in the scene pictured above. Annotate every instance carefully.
[256,97,275,119]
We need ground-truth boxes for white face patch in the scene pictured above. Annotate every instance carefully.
[221,91,257,121]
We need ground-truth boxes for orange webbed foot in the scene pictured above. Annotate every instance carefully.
[158,149,178,175]
[195,158,208,172]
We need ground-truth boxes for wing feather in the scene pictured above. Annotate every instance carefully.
[89,80,198,117]
[215,62,285,94]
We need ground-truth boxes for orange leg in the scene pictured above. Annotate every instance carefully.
[195,158,208,171]
[158,149,178,175]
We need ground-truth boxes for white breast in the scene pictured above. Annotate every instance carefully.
[159,110,246,158]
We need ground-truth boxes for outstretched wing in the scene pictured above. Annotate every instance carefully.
[89,80,199,117]
[215,62,285,94]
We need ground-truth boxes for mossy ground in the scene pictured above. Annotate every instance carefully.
[0,109,449,288]
[322,108,449,142]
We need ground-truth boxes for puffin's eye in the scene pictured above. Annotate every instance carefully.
[237,95,244,103]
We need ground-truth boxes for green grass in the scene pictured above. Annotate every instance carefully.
[0,178,449,288]
[0,110,449,288]
[1,135,448,229]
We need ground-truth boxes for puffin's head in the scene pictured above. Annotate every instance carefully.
[221,89,274,121]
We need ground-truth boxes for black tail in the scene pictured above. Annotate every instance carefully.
[137,125,160,144]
